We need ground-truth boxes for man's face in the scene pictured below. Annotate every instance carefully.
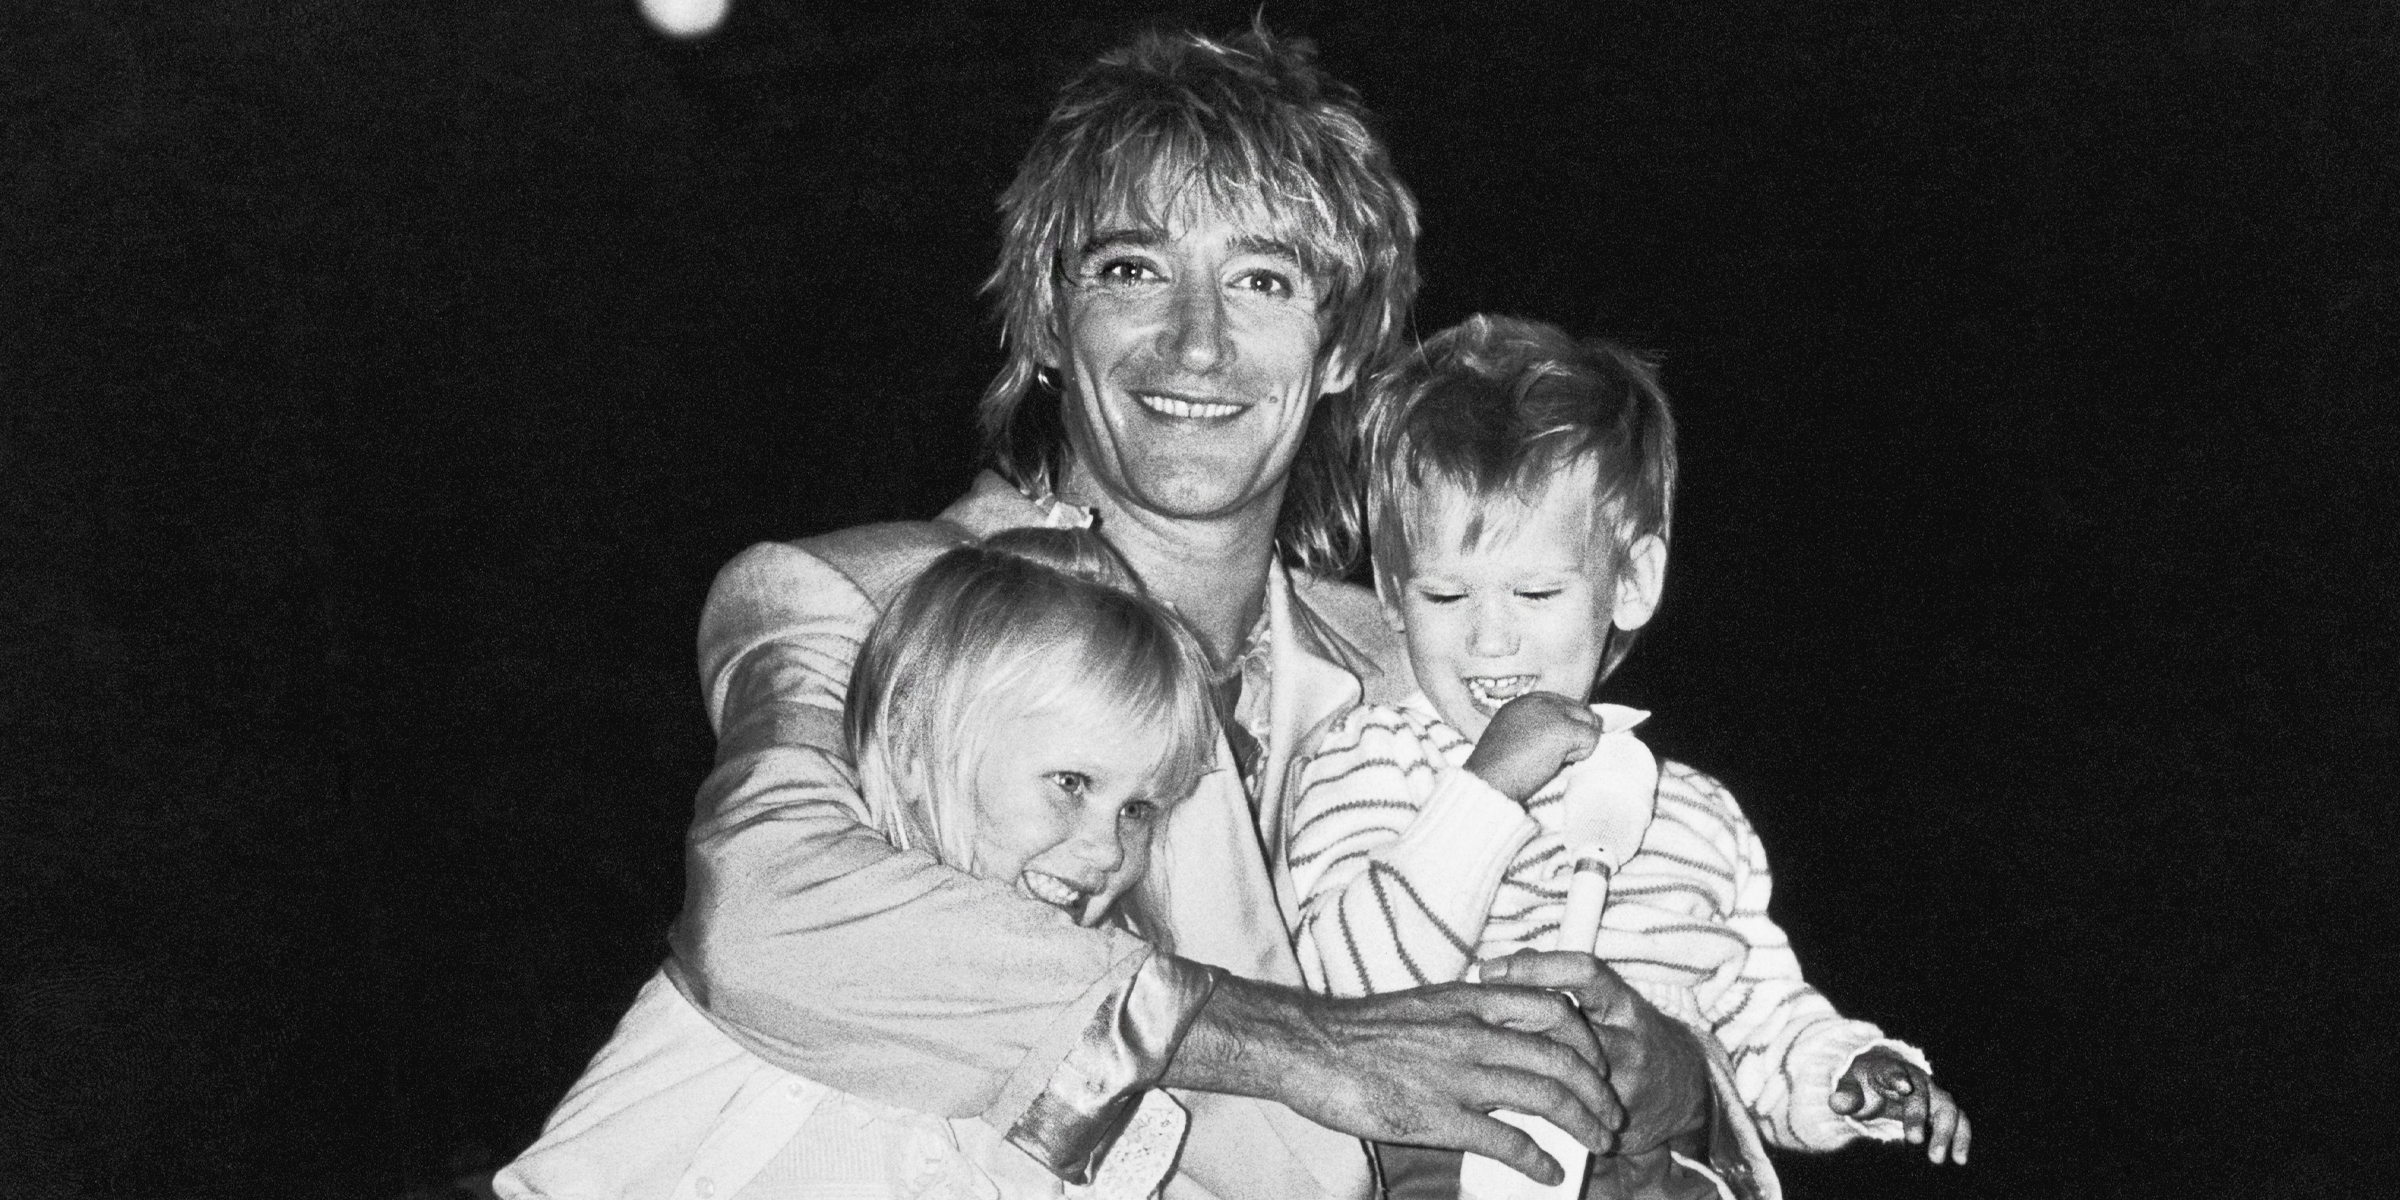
[1050,197,1355,524]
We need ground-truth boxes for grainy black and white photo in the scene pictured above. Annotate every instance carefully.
[5,2,2392,1198]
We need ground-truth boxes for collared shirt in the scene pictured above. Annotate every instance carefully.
[1039,485,1277,798]
[1213,602,1275,796]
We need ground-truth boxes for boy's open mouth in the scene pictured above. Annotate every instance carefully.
[1465,675,1540,711]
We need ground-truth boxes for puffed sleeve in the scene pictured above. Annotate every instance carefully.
[669,534,1217,1180]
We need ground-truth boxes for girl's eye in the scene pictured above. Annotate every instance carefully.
[1119,799,1159,824]
[1517,589,1562,602]
[1416,590,1465,606]
[1048,771,1090,795]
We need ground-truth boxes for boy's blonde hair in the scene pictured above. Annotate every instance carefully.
[1362,314,1678,682]
[980,22,1420,575]
[843,528,1220,875]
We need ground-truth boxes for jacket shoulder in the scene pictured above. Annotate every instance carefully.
[1290,570,1383,628]
[1289,570,1411,706]
[776,521,971,609]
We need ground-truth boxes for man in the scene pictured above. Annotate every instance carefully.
[670,26,1742,1199]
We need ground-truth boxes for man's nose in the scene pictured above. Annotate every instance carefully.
[1160,275,1231,373]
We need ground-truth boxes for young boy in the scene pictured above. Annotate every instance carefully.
[1287,316,1969,1200]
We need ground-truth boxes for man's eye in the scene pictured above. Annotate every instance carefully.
[1416,589,1465,605]
[1093,259,1159,284]
[1237,270,1295,299]
[1517,589,1561,602]
[1119,799,1159,823]
[1048,771,1090,795]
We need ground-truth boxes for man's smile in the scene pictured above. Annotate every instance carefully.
[1134,390,1246,421]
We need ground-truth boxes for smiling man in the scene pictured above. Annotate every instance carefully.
[644,26,1731,1200]
[1058,214,1346,512]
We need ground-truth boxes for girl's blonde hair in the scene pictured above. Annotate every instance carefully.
[842,528,1220,881]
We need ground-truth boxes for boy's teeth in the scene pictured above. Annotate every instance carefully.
[1022,870,1087,910]
[1466,676,1537,709]
[1138,393,1242,420]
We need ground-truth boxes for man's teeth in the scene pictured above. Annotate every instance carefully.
[1137,393,1242,420]
[1465,676,1538,710]
[1022,870,1088,910]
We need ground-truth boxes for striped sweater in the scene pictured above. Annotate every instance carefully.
[1286,695,1926,1152]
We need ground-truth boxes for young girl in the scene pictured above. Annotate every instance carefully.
[497,528,1220,1200]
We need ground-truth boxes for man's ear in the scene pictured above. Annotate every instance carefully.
[1611,535,1668,632]
[1030,300,1069,371]
[1317,346,1359,398]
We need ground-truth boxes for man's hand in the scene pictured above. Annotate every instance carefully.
[1166,973,1620,1186]
[1831,1047,1971,1164]
[1463,693,1601,803]
[1478,951,1713,1156]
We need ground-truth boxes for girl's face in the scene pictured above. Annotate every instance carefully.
[966,685,1178,927]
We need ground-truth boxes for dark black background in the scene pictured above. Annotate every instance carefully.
[6,1,2395,1197]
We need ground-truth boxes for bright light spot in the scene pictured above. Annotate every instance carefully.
[638,0,729,39]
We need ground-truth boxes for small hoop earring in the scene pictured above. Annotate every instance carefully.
[1035,367,1060,394]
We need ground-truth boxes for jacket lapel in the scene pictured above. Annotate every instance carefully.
[1259,560,1368,938]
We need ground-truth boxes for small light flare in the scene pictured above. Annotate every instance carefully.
[638,0,729,39]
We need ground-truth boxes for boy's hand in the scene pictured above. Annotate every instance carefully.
[1463,693,1601,803]
[1831,1047,1970,1164]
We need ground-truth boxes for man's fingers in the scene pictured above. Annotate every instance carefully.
[1490,1064,1619,1156]
[1316,982,1618,1156]
[1476,949,1589,989]
[1479,950,1633,1016]
[1452,1113,1564,1187]
[1399,1063,1605,1177]
[1951,1109,1972,1165]
[1446,995,1620,1152]
[1471,983,1606,1076]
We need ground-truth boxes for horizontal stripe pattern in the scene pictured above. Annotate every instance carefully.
[1287,699,1914,1152]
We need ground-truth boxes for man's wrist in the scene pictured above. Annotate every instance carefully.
[1159,970,1322,1101]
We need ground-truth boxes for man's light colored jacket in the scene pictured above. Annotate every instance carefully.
[662,474,1407,1199]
